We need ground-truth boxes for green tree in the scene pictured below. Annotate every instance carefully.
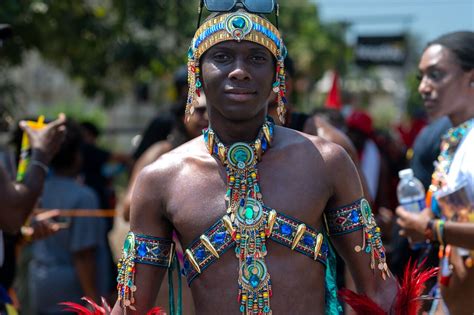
[1,0,348,107]
[279,0,349,79]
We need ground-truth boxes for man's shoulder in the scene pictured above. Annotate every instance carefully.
[138,136,207,182]
[276,126,347,161]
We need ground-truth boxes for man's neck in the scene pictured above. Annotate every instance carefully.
[208,112,268,145]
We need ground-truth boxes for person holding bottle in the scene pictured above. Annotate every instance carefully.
[396,31,474,314]
[396,168,426,250]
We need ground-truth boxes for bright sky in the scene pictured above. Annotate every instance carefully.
[313,0,474,52]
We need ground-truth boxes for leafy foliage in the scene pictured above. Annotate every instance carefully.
[1,0,349,106]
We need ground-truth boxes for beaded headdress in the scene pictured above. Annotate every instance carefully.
[186,11,288,123]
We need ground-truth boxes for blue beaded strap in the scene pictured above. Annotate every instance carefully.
[134,233,175,268]
[194,23,225,49]
[324,198,365,236]
[193,20,282,51]
[182,219,236,285]
[269,209,329,263]
[183,208,328,285]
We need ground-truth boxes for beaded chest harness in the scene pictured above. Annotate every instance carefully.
[202,118,275,314]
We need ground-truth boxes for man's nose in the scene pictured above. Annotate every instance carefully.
[229,58,251,81]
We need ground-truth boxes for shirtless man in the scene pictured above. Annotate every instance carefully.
[113,6,396,314]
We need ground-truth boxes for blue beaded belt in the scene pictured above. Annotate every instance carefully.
[183,207,329,285]
[324,198,365,236]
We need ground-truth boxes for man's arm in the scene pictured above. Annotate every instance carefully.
[112,162,174,314]
[0,150,48,233]
[323,143,397,311]
[0,115,66,233]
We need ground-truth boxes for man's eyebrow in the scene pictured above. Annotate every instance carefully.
[208,46,233,53]
[249,47,269,53]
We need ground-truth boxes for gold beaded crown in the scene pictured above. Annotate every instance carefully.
[186,11,288,123]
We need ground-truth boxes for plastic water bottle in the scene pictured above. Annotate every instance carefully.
[397,168,426,249]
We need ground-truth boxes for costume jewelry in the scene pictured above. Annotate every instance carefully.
[186,11,288,124]
[425,118,474,284]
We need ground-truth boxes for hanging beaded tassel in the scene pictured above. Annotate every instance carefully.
[186,49,201,121]
[354,199,391,280]
[117,232,138,310]
[272,47,288,125]
[204,118,275,315]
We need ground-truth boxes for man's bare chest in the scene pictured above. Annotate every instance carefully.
[166,163,331,247]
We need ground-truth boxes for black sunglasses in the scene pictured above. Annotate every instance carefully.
[197,0,279,29]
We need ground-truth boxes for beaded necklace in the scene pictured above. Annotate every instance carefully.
[430,118,474,193]
[203,118,274,315]
[427,118,474,273]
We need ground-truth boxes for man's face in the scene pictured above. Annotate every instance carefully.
[200,40,275,121]
[418,44,471,121]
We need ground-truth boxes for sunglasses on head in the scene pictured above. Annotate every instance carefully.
[205,0,275,13]
[197,0,279,29]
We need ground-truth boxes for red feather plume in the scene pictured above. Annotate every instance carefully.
[393,258,439,315]
[59,297,165,314]
[338,288,386,315]
[146,307,166,315]
[339,259,438,315]
[59,297,109,314]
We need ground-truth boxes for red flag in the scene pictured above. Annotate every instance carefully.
[325,71,342,109]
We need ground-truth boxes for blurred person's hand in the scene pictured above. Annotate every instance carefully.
[396,206,433,243]
[19,113,67,162]
[21,209,65,241]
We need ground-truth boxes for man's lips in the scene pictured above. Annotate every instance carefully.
[224,88,257,101]
[224,88,256,94]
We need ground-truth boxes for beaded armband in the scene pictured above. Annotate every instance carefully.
[117,232,175,310]
[325,198,391,280]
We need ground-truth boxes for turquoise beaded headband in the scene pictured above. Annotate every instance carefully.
[186,11,288,124]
